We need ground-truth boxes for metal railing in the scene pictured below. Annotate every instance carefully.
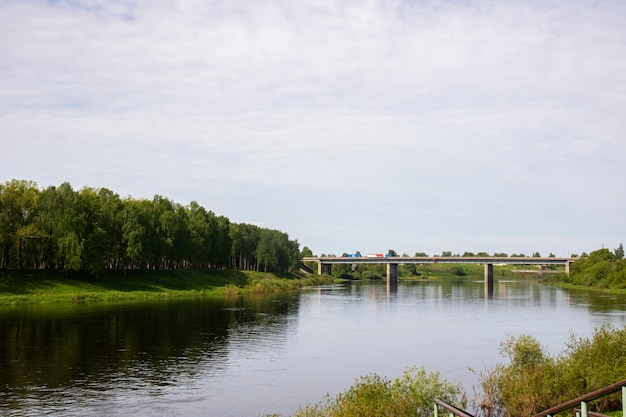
[432,380,626,417]
[573,409,611,417]
[530,379,626,417]
[433,398,474,417]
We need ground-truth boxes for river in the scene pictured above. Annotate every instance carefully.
[1,279,626,416]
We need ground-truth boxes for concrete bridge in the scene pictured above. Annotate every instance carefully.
[302,256,576,291]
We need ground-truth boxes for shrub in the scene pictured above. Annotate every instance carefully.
[476,326,626,416]
[293,366,460,417]
[451,267,466,276]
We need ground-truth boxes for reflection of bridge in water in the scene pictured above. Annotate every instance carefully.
[302,256,577,292]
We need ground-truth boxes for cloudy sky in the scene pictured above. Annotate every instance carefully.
[1,0,625,257]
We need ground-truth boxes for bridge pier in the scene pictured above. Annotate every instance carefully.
[387,263,398,293]
[566,261,572,274]
[484,263,494,295]
[387,263,398,284]
[318,262,332,275]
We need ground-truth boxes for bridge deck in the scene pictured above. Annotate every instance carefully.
[302,256,574,265]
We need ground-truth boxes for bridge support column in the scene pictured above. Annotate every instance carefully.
[387,263,398,283]
[565,261,572,274]
[484,263,494,295]
[318,263,332,276]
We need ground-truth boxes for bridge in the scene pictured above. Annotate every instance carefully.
[301,256,576,291]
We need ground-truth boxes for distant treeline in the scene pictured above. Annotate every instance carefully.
[0,179,301,274]
[565,246,626,289]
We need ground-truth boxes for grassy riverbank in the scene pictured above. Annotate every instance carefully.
[0,269,334,305]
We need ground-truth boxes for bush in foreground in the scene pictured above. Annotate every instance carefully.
[474,325,626,417]
[291,366,461,417]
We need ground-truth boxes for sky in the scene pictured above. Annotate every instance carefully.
[1,0,625,257]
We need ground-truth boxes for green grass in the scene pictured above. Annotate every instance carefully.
[0,269,334,305]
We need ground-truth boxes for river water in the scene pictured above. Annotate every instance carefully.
[1,279,626,416]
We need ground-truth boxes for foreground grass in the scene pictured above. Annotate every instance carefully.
[0,269,334,305]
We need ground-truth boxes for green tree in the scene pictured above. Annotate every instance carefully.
[187,201,213,268]
[0,179,301,274]
[256,229,278,272]
[230,223,261,270]
[401,263,418,276]
[301,246,313,257]
[476,335,555,417]
[52,182,84,272]
[212,215,232,269]
[569,248,617,287]
[614,243,624,260]
[0,179,39,268]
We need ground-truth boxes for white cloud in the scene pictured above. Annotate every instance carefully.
[1,0,625,255]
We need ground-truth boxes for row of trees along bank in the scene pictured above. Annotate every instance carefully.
[0,179,301,274]
[563,246,626,289]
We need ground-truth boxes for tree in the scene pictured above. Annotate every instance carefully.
[401,263,418,276]
[212,215,232,269]
[230,223,261,271]
[0,179,302,274]
[300,246,313,257]
[256,229,278,272]
[52,182,84,272]
[121,199,146,269]
[0,179,39,268]
[568,248,626,289]
[614,243,624,260]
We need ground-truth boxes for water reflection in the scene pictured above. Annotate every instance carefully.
[0,294,299,415]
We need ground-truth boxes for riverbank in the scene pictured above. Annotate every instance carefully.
[0,269,334,305]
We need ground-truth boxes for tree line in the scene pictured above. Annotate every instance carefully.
[0,179,301,274]
[564,246,626,289]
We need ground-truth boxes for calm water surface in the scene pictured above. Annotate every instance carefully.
[1,279,626,416]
